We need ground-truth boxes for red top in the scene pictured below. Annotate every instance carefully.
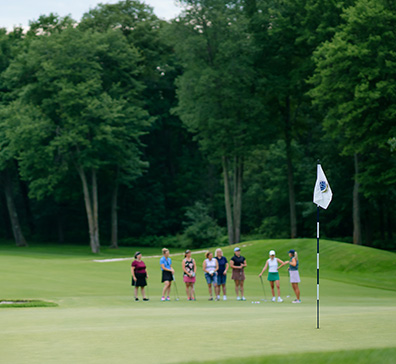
[132,260,146,274]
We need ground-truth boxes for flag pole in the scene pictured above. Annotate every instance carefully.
[313,161,332,330]
[316,204,320,329]
[316,160,320,330]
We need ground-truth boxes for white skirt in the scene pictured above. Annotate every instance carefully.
[289,270,300,283]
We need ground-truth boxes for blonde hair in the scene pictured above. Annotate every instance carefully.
[215,248,222,257]
[294,251,298,259]
[205,251,212,259]
[162,248,169,255]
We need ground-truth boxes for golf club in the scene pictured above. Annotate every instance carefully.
[172,275,180,301]
[259,276,268,302]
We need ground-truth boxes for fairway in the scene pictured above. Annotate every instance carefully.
[1,239,396,364]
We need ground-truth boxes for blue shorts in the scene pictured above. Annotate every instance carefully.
[205,272,217,284]
[217,273,227,285]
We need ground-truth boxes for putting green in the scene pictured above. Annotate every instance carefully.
[1,240,395,364]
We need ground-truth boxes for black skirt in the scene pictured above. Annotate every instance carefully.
[132,272,147,287]
[161,270,173,282]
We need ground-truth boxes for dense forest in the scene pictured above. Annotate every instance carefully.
[0,0,395,253]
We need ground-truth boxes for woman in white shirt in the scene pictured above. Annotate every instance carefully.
[259,250,284,302]
[203,251,219,301]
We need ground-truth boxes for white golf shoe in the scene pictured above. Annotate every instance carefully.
[271,297,276,302]
[277,297,283,303]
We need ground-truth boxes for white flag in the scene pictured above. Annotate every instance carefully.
[313,164,333,209]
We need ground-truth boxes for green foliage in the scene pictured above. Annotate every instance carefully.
[182,202,225,248]
[310,0,396,181]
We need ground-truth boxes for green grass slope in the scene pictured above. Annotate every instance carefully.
[0,239,395,364]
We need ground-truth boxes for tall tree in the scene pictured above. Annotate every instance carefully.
[172,0,267,244]
[310,0,396,244]
[250,0,355,238]
[0,27,28,246]
[2,25,150,253]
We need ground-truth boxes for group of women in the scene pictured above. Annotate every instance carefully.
[131,247,301,303]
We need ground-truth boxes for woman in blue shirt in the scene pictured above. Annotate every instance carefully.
[160,248,174,301]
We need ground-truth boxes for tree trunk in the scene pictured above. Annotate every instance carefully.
[92,168,100,251]
[233,157,243,245]
[77,166,100,253]
[57,212,64,244]
[17,174,35,235]
[353,153,362,245]
[222,156,234,245]
[110,181,119,249]
[386,203,393,242]
[2,169,27,247]
[285,97,297,238]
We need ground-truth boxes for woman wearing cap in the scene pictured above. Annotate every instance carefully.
[230,247,247,301]
[182,250,196,301]
[215,248,229,301]
[279,249,301,303]
[160,248,174,301]
[203,251,219,300]
[259,250,284,303]
[131,252,149,301]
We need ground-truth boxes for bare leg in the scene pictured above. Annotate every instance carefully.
[185,283,189,298]
[162,281,170,297]
[275,280,281,297]
[270,281,275,297]
[292,283,300,300]
[134,286,138,298]
[222,284,226,295]
[167,282,172,297]
[234,280,240,296]
[240,281,244,297]
[215,283,220,297]
[141,287,146,299]
[208,283,213,298]
[190,283,194,298]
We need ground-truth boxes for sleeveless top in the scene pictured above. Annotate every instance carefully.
[205,258,217,273]
[267,258,278,273]
[289,258,299,271]
[184,258,194,276]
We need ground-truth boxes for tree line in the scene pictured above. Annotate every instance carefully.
[0,0,395,253]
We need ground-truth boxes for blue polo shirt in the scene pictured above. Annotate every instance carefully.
[160,256,172,271]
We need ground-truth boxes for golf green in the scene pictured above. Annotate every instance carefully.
[1,240,395,363]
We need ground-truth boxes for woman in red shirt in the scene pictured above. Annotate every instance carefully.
[131,252,149,301]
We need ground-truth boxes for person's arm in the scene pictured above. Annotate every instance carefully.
[161,262,174,273]
[224,262,229,275]
[203,260,208,273]
[214,259,219,272]
[131,265,137,282]
[182,259,188,275]
[290,257,297,267]
[276,258,285,267]
[278,261,289,270]
[193,259,197,274]
[230,258,235,269]
[259,261,268,277]
[243,258,247,268]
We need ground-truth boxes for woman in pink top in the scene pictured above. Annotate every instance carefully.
[131,252,149,301]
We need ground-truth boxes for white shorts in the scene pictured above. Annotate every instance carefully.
[289,270,300,283]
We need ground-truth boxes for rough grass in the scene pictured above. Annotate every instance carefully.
[0,299,58,308]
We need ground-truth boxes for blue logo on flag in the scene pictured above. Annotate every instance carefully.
[319,180,328,193]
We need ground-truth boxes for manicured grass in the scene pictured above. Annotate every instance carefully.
[0,239,395,364]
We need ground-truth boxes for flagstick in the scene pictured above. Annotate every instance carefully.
[317,205,320,329]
